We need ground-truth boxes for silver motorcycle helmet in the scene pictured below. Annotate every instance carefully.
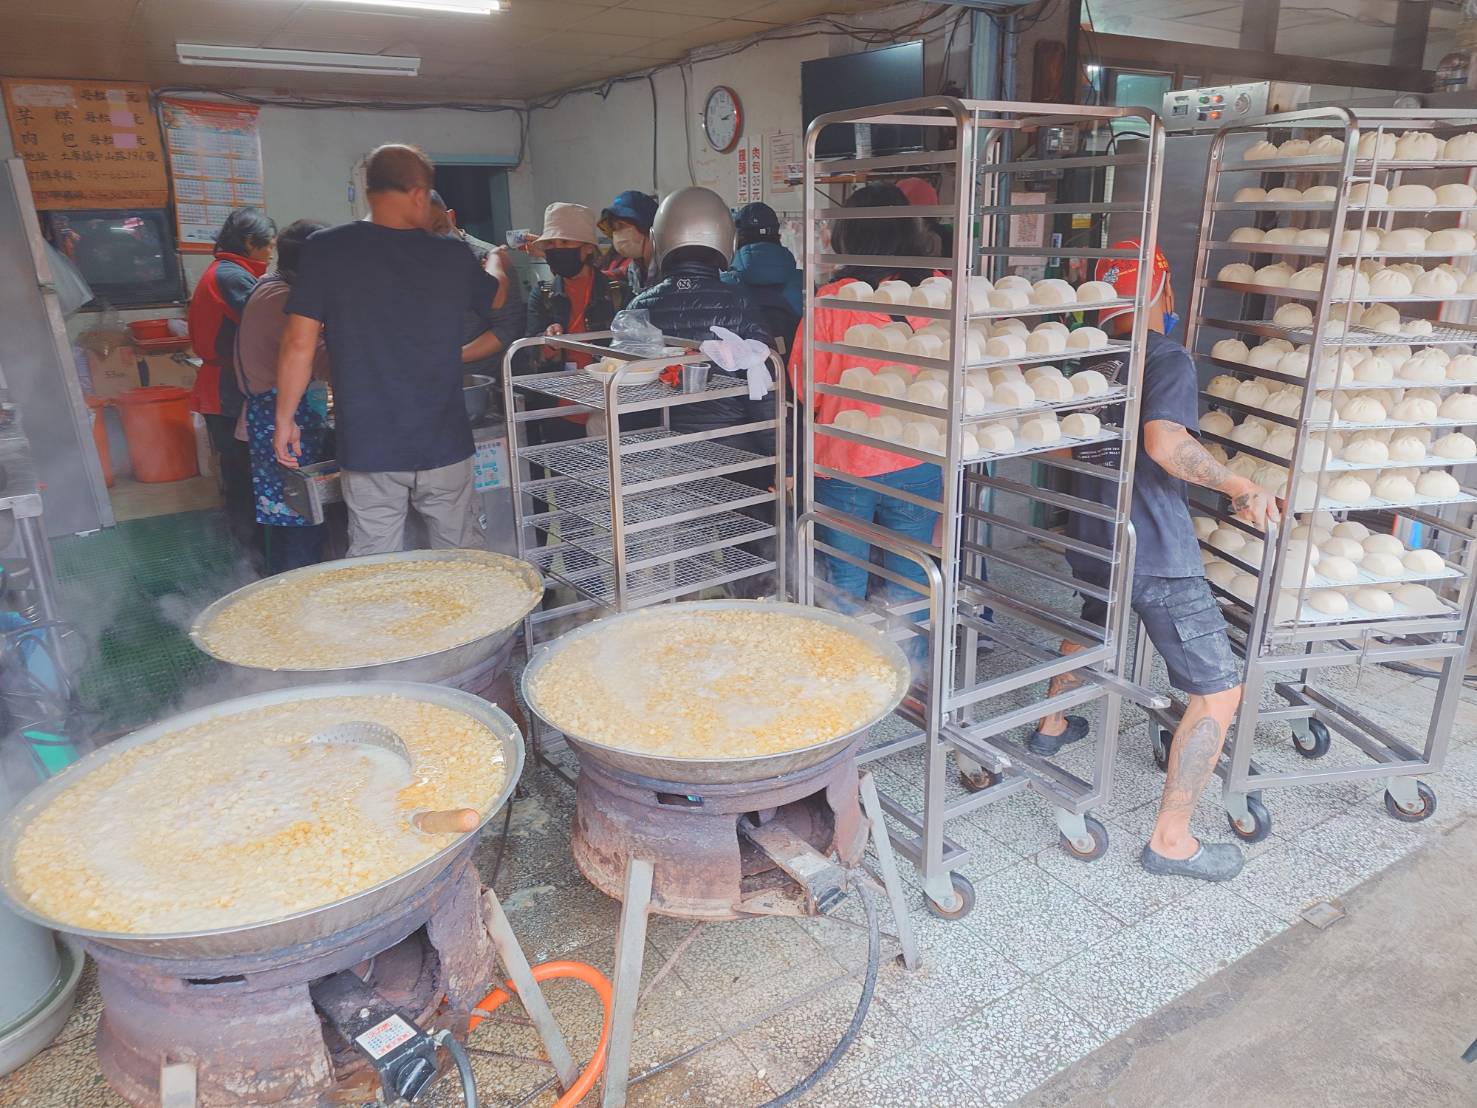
[650,186,736,267]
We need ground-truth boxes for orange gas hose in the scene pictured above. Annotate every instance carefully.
[467,960,614,1108]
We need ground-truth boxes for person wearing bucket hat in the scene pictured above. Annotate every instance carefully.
[599,190,658,302]
[721,202,803,355]
[1021,239,1279,883]
[513,202,622,541]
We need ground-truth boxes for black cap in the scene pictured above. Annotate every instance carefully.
[734,201,780,240]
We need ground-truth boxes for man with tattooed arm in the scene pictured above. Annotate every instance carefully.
[1028,243,1280,881]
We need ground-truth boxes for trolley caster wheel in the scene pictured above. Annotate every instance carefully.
[1228,792,1271,843]
[1060,814,1109,862]
[1384,781,1437,823]
[1152,728,1172,773]
[959,767,1000,793]
[924,873,976,920]
[1292,718,1331,759]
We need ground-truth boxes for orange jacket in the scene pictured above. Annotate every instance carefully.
[788,277,935,477]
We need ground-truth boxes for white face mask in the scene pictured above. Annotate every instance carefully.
[611,227,646,260]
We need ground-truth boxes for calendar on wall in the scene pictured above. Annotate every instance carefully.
[160,98,265,252]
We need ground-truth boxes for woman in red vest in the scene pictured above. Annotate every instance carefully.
[187,207,275,567]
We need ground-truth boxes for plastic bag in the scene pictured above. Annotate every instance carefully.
[609,309,667,358]
[700,325,773,400]
[46,242,94,316]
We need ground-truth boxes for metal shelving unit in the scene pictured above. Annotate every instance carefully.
[798,96,1167,916]
[1150,106,1477,838]
[501,333,787,653]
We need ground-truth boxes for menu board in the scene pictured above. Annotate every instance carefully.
[2,79,169,209]
[160,98,266,252]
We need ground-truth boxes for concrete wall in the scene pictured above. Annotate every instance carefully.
[521,1,989,226]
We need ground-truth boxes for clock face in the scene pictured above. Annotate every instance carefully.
[703,86,742,153]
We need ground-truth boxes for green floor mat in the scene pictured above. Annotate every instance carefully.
[51,510,247,732]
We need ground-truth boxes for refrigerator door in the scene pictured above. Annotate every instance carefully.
[0,159,112,536]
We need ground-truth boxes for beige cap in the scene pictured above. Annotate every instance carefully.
[531,202,599,246]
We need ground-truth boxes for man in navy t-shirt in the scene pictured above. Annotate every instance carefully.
[1030,243,1280,882]
[275,144,511,555]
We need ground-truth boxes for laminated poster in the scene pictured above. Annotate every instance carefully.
[161,98,265,252]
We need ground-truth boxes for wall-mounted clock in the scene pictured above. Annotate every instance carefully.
[702,85,743,153]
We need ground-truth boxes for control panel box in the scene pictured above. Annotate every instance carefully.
[1162,83,1271,132]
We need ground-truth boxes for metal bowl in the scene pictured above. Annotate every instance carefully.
[190,549,544,685]
[521,599,910,785]
[463,373,495,422]
[0,681,524,960]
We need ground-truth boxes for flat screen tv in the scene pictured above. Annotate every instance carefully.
[802,41,925,159]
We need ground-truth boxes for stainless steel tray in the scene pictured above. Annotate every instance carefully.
[0,681,524,960]
[521,599,910,785]
[190,548,544,685]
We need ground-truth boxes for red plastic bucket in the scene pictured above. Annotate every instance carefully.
[84,395,114,487]
[114,386,199,483]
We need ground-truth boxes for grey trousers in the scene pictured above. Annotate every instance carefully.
[341,458,482,556]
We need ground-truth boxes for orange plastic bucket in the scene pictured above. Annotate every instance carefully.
[84,395,114,487]
[114,386,199,483]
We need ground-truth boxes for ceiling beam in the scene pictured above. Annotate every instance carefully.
[1088,31,1434,92]
[1238,0,1279,53]
[1392,0,1431,69]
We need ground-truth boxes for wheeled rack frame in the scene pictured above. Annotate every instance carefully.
[1152,105,1477,838]
[797,96,1168,916]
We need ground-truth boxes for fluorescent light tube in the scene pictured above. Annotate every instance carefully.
[176,44,421,76]
[308,0,500,12]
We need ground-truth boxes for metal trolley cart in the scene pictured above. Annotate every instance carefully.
[1152,105,1477,838]
[796,96,1167,917]
[501,334,787,647]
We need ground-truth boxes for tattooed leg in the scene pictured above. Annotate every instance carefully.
[1035,638,1087,737]
[1150,686,1243,859]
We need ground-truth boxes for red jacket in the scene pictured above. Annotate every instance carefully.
[788,277,934,477]
[187,252,266,416]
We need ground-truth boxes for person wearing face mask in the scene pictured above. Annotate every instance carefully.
[599,190,657,305]
[514,203,620,537]
[274,143,512,557]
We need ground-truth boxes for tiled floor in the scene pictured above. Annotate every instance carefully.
[6,570,1477,1105]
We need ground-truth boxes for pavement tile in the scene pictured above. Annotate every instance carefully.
[1032,927,1207,1039]
[1033,817,1204,924]
[729,971,923,1094]
[1137,884,1290,976]
[1228,838,1365,924]
[924,983,1107,1106]
[1296,804,1438,881]
[964,860,1124,975]
[797,1042,984,1107]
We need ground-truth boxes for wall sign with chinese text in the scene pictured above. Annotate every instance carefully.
[2,78,168,209]
[160,98,266,252]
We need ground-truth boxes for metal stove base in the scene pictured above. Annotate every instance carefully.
[82,853,580,1107]
[583,766,919,1108]
[571,743,866,920]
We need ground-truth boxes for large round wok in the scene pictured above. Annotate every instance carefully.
[521,600,910,785]
[190,549,543,685]
[0,681,524,960]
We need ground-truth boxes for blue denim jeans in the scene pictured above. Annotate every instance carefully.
[813,464,942,608]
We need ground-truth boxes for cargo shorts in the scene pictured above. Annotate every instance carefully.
[1084,574,1241,696]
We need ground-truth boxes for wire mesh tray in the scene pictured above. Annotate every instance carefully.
[541,474,772,532]
[529,509,773,571]
[529,543,770,610]
[521,428,771,490]
[1204,544,1465,589]
[811,294,1134,320]
[1209,578,1460,627]
[1290,486,1477,512]
[1209,279,1477,305]
[1207,240,1477,262]
[514,369,748,412]
[816,421,1119,465]
[818,381,1125,423]
[1211,318,1477,348]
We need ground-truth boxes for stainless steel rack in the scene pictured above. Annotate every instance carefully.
[798,96,1167,917]
[1151,106,1477,838]
[501,332,787,653]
